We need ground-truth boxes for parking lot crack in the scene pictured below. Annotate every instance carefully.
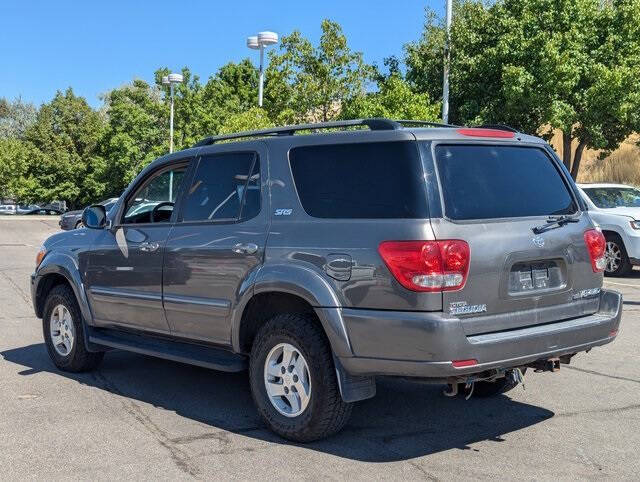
[564,365,640,385]
[557,403,640,418]
[0,271,31,306]
[92,371,201,479]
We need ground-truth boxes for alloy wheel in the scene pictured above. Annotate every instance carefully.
[605,241,622,273]
[49,304,75,356]
[263,342,311,417]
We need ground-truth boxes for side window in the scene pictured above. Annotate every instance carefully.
[289,141,428,219]
[123,166,187,224]
[181,152,260,222]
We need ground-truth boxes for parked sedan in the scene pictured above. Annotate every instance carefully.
[578,183,640,275]
[16,204,43,214]
[59,198,118,230]
[0,204,17,215]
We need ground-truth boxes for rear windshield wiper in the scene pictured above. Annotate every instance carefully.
[532,214,580,234]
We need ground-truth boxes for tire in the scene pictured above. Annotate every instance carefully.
[42,284,104,372]
[75,220,83,229]
[604,233,632,277]
[463,368,527,398]
[249,313,352,442]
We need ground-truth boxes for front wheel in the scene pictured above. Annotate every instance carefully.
[249,313,352,442]
[43,284,104,372]
[604,234,632,276]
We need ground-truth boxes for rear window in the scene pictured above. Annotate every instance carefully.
[434,145,577,220]
[289,141,428,219]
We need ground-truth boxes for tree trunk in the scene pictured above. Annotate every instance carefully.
[570,140,587,180]
[562,130,572,170]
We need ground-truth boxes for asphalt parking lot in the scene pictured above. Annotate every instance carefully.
[1,217,639,480]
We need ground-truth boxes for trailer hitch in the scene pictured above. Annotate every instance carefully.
[530,357,561,372]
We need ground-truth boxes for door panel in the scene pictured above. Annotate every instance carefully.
[85,162,191,333]
[163,147,268,344]
[86,225,173,333]
[163,223,267,343]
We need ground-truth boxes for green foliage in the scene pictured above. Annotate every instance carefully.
[99,79,167,196]
[0,97,37,139]
[0,138,32,199]
[266,19,375,122]
[19,89,106,207]
[219,107,274,134]
[406,0,640,177]
[341,74,440,121]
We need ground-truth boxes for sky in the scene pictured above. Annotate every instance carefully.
[0,0,437,108]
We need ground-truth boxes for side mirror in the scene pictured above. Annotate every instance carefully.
[82,205,107,229]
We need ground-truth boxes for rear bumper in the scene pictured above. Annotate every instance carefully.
[337,289,622,378]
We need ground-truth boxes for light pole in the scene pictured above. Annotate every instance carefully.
[247,31,278,107]
[162,72,184,153]
[442,0,452,123]
[162,72,183,202]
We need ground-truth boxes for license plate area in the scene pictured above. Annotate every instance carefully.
[508,260,566,295]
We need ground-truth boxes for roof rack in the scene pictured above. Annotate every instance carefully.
[473,124,519,133]
[193,118,404,147]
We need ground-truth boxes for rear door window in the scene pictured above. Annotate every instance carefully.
[434,145,577,220]
[289,141,427,219]
[181,152,260,222]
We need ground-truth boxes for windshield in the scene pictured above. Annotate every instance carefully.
[583,187,640,209]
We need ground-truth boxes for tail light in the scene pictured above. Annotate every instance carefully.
[452,359,478,368]
[378,240,470,292]
[456,128,515,138]
[583,229,606,272]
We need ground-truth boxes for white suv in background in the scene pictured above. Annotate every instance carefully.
[578,183,640,276]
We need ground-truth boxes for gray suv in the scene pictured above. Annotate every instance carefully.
[31,119,622,441]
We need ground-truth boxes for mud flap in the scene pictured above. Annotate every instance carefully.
[333,355,376,402]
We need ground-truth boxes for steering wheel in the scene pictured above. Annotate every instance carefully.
[150,202,174,223]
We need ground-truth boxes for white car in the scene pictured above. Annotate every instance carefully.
[0,204,17,215]
[578,183,640,276]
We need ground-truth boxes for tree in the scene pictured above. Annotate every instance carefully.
[0,138,32,199]
[99,80,167,196]
[22,88,106,207]
[341,73,440,121]
[406,0,640,178]
[266,19,375,122]
[218,107,274,134]
[0,97,37,139]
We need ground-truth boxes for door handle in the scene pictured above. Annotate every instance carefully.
[232,243,259,255]
[139,241,159,252]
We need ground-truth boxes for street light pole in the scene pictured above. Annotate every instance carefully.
[169,82,175,152]
[442,0,452,124]
[247,31,279,107]
[258,45,264,107]
[162,73,184,154]
[162,73,184,202]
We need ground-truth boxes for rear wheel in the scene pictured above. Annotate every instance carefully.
[43,284,104,372]
[604,233,632,276]
[249,313,352,442]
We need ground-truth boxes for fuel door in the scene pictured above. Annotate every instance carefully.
[324,254,353,281]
